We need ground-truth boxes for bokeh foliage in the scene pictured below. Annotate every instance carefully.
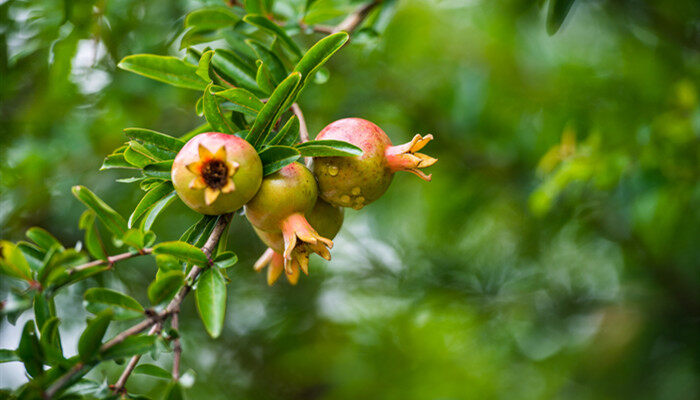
[1,0,699,399]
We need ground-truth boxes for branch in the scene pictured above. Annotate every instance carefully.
[112,213,232,392]
[291,103,312,167]
[333,0,383,34]
[171,313,181,381]
[45,215,232,399]
[68,248,152,275]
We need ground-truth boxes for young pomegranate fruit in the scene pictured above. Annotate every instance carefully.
[253,199,344,285]
[245,163,334,281]
[312,118,437,209]
[172,132,262,215]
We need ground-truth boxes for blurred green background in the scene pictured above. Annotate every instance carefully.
[1,0,699,398]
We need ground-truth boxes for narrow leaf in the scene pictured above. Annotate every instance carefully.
[244,15,302,58]
[0,349,20,363]
[295,139,363,157]
[134,363,171,379]
[17,321,43,377]
[185,7,239,31]
[101,335,157,360]
[258,146,300,176]
[196,50,215,82]
[255,60,275,94]
[142,191,178,231]
[72,186,128,238]
[129,181,175,228]
[153,241,209,265]
[211,49,260,93]
[547,0,576,35]
[78,309,114,362]
[203,84,236,134]
[124,128,185,153]
[195,268,226,338]
[26,228,62,252]
[0,241,33,281]
[118,54,208,90]
[293,32,348,91]
[143,161,174,180]
[246,72,301,148]
[147,270,185,305]
[246,39,287,85]
[84,288,145,314]
[267,115,299,146]
[213,251,238,269]
[213,87,264,116]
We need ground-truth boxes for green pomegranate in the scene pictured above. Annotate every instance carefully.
[253,199,344,285]
[245,163,334,281]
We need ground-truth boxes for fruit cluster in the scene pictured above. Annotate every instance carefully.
[171,118,437,285]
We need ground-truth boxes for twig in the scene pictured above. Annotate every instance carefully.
[45,215,232,398]
[111,214,232,392]
[68,249,152,275]
[333,0,383,34]
[291,103,309,143]
[171,312,181,380]
[291,103,312,167]
[112,323,162,393]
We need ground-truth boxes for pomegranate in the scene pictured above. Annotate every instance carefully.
[312,118,436,209]
[245,163,333,280]
[252,199,343,285]
[172,132,262,215]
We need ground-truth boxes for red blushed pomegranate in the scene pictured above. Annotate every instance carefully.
[253,199,343,285]
[245,163,334,279]
[312,118,437,209]
[172,132,262,215]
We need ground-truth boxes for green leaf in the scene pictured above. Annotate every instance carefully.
[118,54,208,91]
[243,15,302,58]
[246,72,301,149]
[185,7,239,31]
[79,210,108,261]
[258,146,300,176]
[148,270,185,305]
[0,349,20,363]
[0,240,33,281]
[153,241,210,266]
[84,288,145,316]
[129,181,175,228]
[213,87,264,116]
[134,363,171,379]
[195,268,226,338]
[203,84,236,134]
[181,28,220,50]
[245,0,266,15]
[267,115,299,146]
[211,49,260,94]
[125,141,162,168]
[295,139,363,157]
[196,50,215,82]
[142,191,178,231]
[17,321,43,377]
[26,227,63,252]
[547,0,576,35]
[72,186,128,238]
[17,242,44,272]
[246,39,287,85]
[255,60,275,94]
[33,293,51,331]
[162,381,184,400]
[78,309,113,362]
[293,32,348,91]
[143,161,174,180]
[39,317,64,366]
[101,153,137,170]
[101,335,157,360]
[213,251,238,269]
[124,128,185,153]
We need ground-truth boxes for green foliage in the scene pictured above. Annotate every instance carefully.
[1,0,699,399]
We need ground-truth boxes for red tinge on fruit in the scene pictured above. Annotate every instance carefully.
[312,118,437,209]
[245,163,334,279]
